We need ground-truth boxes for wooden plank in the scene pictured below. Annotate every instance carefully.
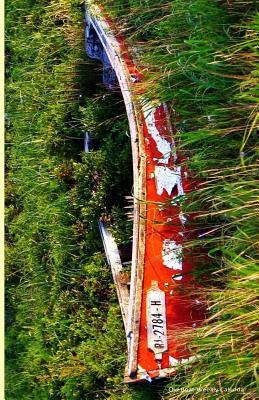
[85,8,147,377]
[98,220,130,330]
[126,106,147,377]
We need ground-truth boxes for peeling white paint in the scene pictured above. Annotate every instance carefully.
[169,355,196,367]
[162,239,182,270]
[179,212,187,225]
[154,165,183,197]
[143,105,172,164]
[172,274,183,281]
[159,367,175,377]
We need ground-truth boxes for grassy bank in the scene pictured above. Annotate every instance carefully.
[5,1,147,399]
[99,0,258,398]
[5,0,258,399]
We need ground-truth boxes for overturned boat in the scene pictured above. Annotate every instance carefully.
[85,3,204,383]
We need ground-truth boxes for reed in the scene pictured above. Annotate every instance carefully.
[6,0,258,398]
[98,0,258,398]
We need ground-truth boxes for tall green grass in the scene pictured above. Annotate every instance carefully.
[97,0,258,398]
[5,1,145,399]
[6,0,258,398]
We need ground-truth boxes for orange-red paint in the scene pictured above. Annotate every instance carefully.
[87,6,205,380]
[137,107,204,376]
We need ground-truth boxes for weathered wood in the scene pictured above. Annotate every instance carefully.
[98,220,130,330]
[126,111,147,377]
[85,7,147,378]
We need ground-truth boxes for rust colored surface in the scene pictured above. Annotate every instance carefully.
[137,106,204,377]
[85,4,205,381]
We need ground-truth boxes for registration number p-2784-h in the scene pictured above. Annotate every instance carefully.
[146,281,168,361]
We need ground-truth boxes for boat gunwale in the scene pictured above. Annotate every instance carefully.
[85,4,147,379]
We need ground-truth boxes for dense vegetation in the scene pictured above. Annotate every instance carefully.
[5,0,258,399]
[5,1,142,399]
[100,0,258,399]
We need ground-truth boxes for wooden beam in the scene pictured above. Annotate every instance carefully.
[86,8,147,377]
[98,220,130,331]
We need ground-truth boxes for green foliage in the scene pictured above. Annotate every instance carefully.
[6,0,258,399]
[109,205,133,245]
[99,0,258,398]
[5,1,137,399]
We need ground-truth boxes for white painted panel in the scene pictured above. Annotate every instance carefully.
[142,104,172,164]
[154,165,184,197]
[146,281,168,361]
[162,239,182,271]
